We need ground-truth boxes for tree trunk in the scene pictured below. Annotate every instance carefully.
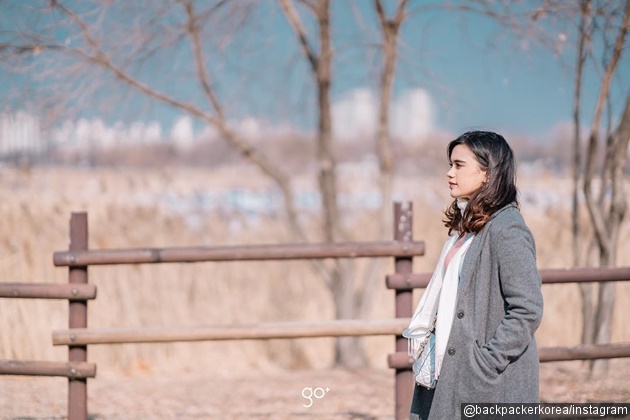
[573,0,595,348]
[315,0,339,245]
[313,0,365,368]
[279,0,365,367]
[591,94,630,374]
[334,263,367,367]
[358,0,405,320]
[591,251,616,374]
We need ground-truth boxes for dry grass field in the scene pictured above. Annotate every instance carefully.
[0,164,629,418]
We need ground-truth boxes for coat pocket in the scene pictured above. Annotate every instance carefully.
[457,341,504,403]
[472,340,500,380]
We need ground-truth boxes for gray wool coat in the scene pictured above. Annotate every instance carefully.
[424,203,544,420]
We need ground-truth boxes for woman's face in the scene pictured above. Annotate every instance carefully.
[447,144,487,199]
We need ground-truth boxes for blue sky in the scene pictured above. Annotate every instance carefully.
[0,0,628,141]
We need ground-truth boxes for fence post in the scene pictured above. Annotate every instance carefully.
[68,212,88,420]
[393,202,413,419]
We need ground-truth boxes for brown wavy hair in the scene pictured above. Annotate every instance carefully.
[444,131,519,235]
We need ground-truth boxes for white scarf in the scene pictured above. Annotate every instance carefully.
[402,198,474,381]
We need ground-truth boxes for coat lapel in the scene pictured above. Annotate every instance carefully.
[458,230,485,292]
[458,203,516,292]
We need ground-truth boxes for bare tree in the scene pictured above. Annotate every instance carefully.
[358,0,410,321]
[279,0,373,367]
[278,0,415,367]
[582,0,630,373]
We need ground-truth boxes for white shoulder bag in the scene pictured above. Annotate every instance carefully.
[412,317,437,389]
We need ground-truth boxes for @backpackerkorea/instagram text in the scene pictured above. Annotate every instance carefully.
[302,387,330,408]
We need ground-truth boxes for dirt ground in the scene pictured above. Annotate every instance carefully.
[1,360,629,419]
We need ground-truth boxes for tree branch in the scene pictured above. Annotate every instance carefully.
[374,0,388,30]
[49,1,323,264]
[298,0,318,14]
[182,0,225,119]
[394,0,410,26]
[279,0,319,73]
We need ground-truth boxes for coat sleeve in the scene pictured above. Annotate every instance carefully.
[482,221,544,373]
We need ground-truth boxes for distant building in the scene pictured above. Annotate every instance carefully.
[0,112,46,160]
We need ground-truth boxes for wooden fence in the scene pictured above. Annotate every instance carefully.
[1,202,630,420]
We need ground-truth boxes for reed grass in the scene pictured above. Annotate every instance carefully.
[1,165,628,376]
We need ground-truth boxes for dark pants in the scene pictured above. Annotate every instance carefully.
[410,383,435,420]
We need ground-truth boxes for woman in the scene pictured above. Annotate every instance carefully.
[403,131,544,420]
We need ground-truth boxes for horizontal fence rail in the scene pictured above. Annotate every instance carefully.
[386,266,630,289]
[54,319,630,363]
[0,283,97,300]
[387,342,630,369]
[538,342,630,362]
[53,319,411,346]
[0,360,96,378]
[53,240,425,266]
